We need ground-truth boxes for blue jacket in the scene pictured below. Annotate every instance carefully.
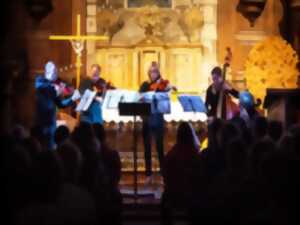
[80,100,103,124]
[79,78,104,124]
[35,75,74,127]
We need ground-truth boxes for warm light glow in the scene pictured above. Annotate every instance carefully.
[245,36,299,103]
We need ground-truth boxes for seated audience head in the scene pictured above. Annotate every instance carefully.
[219,121,240,148]
[30,125,48,150]
[72,121,100,154]
[72,122,94,141]
[282,125,300,155]
[31,150,63,203]
[22,136,43,160]
[176,122,197,150]
[57,141,82,184]
[11,124,29,141]
[279,134,295,154]
[93,123,106,143]
[54,125,70,147]
[230,116,252,144]
[225,137,246,173]
[253,116,268,140]
[2,137,32,211]
[250,138,276,176]
[268,120,283,142]
[207,118,223,150]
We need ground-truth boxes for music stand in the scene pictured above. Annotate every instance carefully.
[141,91,171,114]
[178,95,207,113]
[118,102,151,202]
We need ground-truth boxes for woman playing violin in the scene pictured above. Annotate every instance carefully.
[140,62,176,93]
[139,62,176,185]
[79,64,115,124]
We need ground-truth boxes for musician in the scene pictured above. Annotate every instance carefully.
[139,62,175,185]
[205,66,239,120]
[79,64,115,124]
[35,61,80,149]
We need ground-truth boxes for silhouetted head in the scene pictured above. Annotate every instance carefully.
[251,138,276,176]
[219,121,240,147]
[93,123,106,143]
[176,122,195,148]
[54,125,70,147]
[225,137,246,172]
[268,120,283,142]
[2,136,32,210]
[30,125,48,150]
[31,150,63,203]
[72,122,100,155]
[57,141,82,184]
[230,116,252,144]
[207,118,224,149]
[253,116,268,140]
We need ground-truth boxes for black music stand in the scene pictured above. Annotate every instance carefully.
[118,102,151,202]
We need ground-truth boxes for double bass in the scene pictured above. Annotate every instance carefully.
[215,48,263,120]
[216,47,240,120]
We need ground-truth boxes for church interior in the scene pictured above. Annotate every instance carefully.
[2,0,300,225]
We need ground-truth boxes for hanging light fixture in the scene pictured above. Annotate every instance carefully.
[24,0,53,22]
[237,0,267,27]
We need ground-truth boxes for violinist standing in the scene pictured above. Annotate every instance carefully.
[35,61,81,150]
[139,62,175,185]
[79,64,114,124]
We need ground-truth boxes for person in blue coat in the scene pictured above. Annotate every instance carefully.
[35,61,80,149]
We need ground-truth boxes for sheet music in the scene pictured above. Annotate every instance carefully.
[178,95,207,113]
[141,92,171,114]
[103,89,140,109]
[75,89,96,112]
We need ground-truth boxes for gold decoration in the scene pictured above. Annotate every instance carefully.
[135,5,170,36]
[178,5,204,42]
[245,36,299,103]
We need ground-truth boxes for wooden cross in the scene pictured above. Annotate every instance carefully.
[49,14,108,88]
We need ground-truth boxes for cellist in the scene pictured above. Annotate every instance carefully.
[205,66,239,121]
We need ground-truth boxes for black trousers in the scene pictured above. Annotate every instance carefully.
[142,121,165,177]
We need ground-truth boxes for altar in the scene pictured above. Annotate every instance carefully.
[85,0,218,96]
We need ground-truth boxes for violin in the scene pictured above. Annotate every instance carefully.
[53,78,75,97]
[93,78,115,96]
[149,78,170,92]
[149,77,178,92]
